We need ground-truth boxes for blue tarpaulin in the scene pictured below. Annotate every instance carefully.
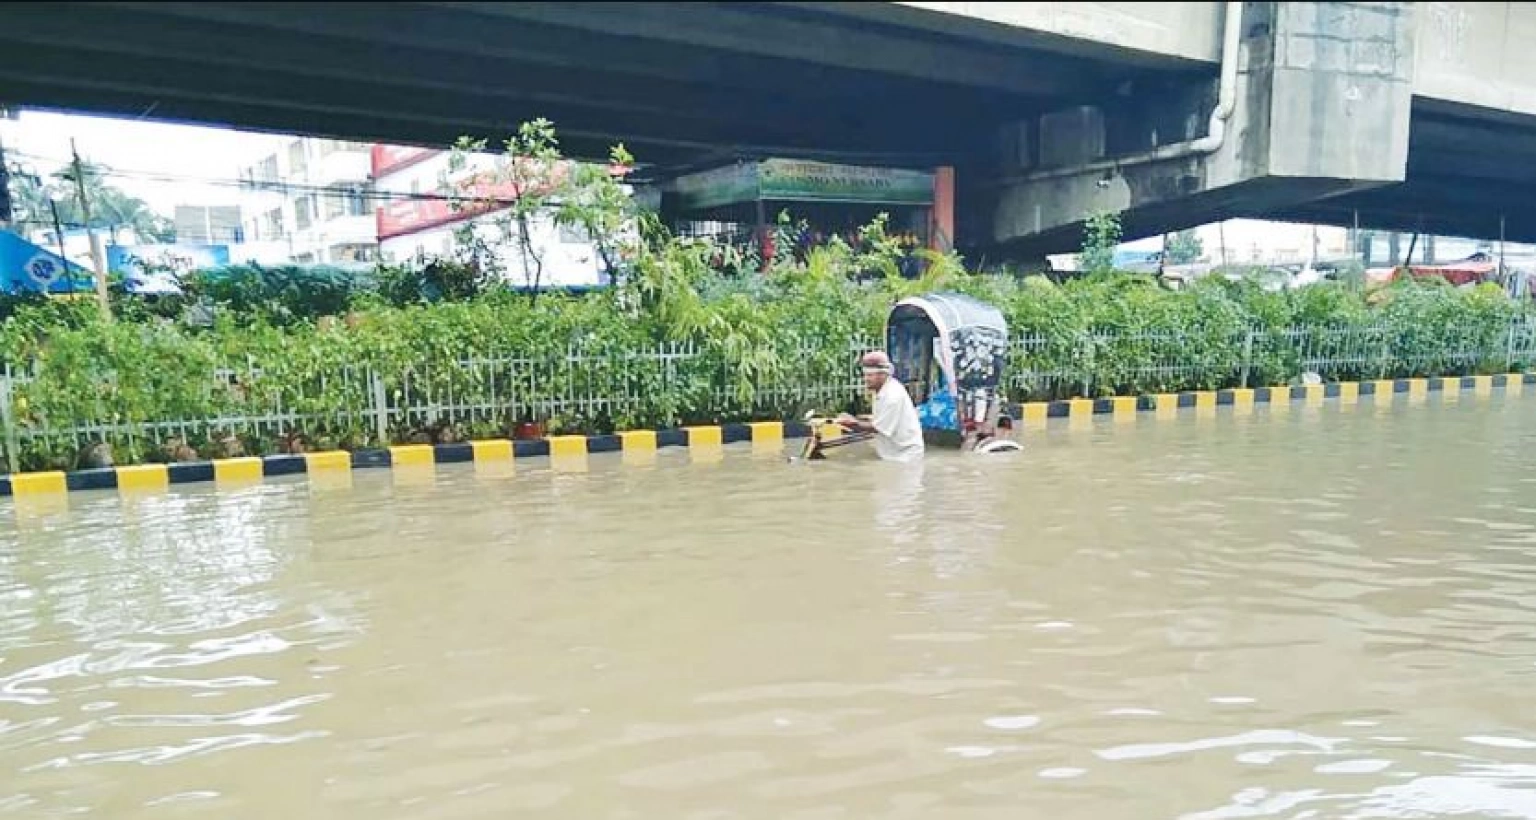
[0,231,90,294]
[107,243,232,295]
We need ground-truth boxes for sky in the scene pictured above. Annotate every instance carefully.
[1,108,290,213]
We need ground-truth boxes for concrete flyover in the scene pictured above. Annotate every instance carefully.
[0,2,1145,169]
[881,1,1536,254]
[0,3,1532,255]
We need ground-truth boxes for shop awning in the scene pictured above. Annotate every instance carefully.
[670,158,934,212]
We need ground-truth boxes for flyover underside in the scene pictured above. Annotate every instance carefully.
[983,99,1536,256]
[986,177,1387,260]
[0,2,1129,173]
[1274,182,1536,245]
[1267,106,1536,244]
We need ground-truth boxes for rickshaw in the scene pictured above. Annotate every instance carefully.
[802,292,1022,459]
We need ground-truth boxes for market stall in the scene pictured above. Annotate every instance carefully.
[1366,252,1499,287]
[665,158,945,272]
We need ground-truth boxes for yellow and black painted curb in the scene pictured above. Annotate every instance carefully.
[1,373,1531,499]
[0,422,797,499]
[1019,373,1533,423]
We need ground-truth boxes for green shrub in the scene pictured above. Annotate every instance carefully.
[2,258,1529,472]
[190,264,371,325]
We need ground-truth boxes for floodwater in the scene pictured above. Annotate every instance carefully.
[4,398,1536,819]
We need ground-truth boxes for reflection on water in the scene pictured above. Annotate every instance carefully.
[3,400,1536,818]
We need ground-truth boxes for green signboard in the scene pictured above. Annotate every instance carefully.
[670,162,759,212]
[757,159,933,205]
[671,159,934,212]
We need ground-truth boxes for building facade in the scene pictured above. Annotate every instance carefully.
[237,137,377,266]
[372,145,616,288]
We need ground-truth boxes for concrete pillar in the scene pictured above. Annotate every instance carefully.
[984,1,1418,257]
[930,166,954,252]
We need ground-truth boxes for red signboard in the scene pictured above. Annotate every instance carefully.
[371,144,439,177]
[375,161,632,241]
[377,180,517,240]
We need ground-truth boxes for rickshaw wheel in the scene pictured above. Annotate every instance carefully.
[975,438,1024,454]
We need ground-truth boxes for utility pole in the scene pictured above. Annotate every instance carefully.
[48,199,65,262]
[69,139,110,321]
[1499,214,1507,285]
[0,124,12,230]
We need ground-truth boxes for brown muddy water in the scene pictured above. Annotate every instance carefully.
[4,398,1536,819]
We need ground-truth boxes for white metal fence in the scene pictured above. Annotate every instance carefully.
[1007,318,1536,401]
[2,318,1533,473]
[0,337,878,472]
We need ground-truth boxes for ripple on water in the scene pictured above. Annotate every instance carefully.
[1096,730,1345,762]
[1464,735,1536,750]
[983,715,1040,731]
[1315,758,1393,774]
[946,745,1014,759]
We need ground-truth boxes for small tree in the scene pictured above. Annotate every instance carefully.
[451,119,568,303]
[555,143,635,287]
[452,121,637,300]
[1080,210,1122,274]
[1165,228,1204,265]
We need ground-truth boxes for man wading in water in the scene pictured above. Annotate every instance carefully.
[837,350,925,463]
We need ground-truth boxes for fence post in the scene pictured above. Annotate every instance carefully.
[1507,320,1520,373]
[0,368,18,475]
[369,370,389,447]
[1240,330,1255,388]
[1079,333,1092,399]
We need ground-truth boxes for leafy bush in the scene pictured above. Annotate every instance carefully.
[190,264,372,325]
[3,254,1530,472]
[371,259,490,306]
[1080,211,1123,274]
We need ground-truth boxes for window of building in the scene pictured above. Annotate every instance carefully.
[346,184,372,216]
[288,140,308,177]
[263,208,284,238]
[332,243,377,263]
[295,195,315,231]
[320,139,371,155]
[247,155,279,189]
[320,185,372,220]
